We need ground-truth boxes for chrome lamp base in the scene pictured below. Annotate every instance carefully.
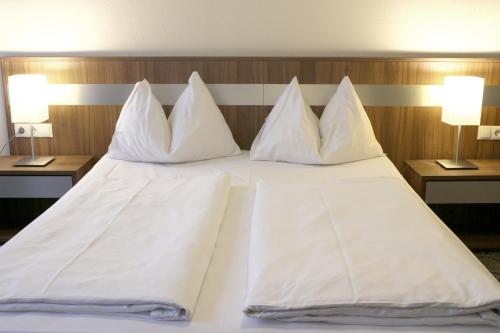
[14,156,55,167]
[436,159,478,170]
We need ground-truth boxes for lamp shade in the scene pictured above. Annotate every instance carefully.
[8,74,49,123]
[441,76,484,126]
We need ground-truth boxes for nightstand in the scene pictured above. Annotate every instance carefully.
[0,155,94,243]
[404,159,500,250]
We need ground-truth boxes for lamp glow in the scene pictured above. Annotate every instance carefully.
[8,74,49,123]
[8,74,54,167]
[441,76,484,126]
[437,76,484,170]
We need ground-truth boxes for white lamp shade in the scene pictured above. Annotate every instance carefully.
[441,76,484,126]
[8,74,49,123]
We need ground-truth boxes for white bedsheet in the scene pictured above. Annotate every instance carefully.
[244,179,500,326]
[0,152,498,333]
[0,173,231,320]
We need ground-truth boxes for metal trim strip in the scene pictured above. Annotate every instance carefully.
[46,84,500,107]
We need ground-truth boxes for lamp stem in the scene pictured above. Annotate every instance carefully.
[30,124,36,161]
[455,125,462,164]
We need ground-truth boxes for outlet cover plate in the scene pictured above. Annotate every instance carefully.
[477,126,491,139]
[477,125,500,140]
[14,123,53,138]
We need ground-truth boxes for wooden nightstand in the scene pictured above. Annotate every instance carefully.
[0,155,94,242]
[404,159,500,250]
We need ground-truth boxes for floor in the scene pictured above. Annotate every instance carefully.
[475,252,500,281]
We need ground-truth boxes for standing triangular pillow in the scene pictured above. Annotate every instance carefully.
[108,79,171,162]
[320,76,383,164]
[250,77,321,164]
[168,72,240,162]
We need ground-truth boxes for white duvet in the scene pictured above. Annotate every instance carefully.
[0,173,231,320]
[244,178,500,326]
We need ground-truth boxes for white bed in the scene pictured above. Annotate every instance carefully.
[0,152,498,333]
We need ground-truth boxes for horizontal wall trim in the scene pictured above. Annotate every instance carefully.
[46,84,500,107]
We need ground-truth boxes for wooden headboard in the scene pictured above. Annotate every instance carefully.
[2,57,500,171]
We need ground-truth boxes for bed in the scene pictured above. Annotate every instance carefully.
[0,152,498,333]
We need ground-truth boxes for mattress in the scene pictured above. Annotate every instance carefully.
[0,151,497,333]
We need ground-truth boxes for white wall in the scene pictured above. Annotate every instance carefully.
[1,0,500,154]
[1,0,500,57]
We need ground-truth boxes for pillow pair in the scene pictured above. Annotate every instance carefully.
[250,76,384,164]
[108,72,240,163]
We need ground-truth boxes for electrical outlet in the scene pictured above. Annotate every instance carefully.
[477,126,491,139]
[477,125,500,140]
[14,123,53,138]
[493,127,500,140]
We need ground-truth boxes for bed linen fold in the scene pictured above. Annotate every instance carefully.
[244,178,500,326]
[0,173,231,321]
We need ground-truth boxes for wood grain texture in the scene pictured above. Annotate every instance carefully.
[86,61,144,83]
[4,60,88,83]
[0,155,94,181]
[89,106,122,156]
[2,57,500,170]
[9,106,90,156]
[144,60,264,83]
[404,159,500,180]
[263,60,496,84]
[220,106,269,150]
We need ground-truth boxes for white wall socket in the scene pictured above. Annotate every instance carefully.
[477,125,500,140]
[14,123,53,138]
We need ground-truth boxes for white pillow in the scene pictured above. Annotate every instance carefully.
[319,76,383,164]
[250,77,321,164]
[168,72,241,162]
[108,79,171,163]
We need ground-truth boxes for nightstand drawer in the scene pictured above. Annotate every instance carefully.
[0,176,73,198]
[425,181,500,204]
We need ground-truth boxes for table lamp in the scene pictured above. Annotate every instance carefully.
[436,76,484,170]
[8,74,55,166]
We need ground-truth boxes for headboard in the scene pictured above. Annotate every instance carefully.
[2,57,500,171]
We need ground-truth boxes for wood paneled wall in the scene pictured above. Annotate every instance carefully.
[2,57,500,171]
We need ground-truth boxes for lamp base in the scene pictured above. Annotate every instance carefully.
[436,159,478,170]
[14,156,55,167]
